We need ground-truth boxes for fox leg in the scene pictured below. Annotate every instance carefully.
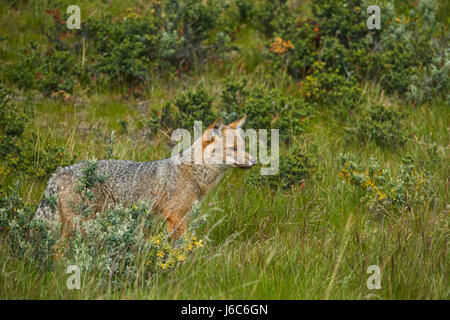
[53,187,79,258]
[53,205,74,259]
[165,213,188,240]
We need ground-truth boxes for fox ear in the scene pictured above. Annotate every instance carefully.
[209,118,223,131]
[203,118,223,143]
[228,115,247,129]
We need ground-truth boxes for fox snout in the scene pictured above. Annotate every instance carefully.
[236,155,257,169]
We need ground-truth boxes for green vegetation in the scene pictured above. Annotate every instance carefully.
[0,0,448,299]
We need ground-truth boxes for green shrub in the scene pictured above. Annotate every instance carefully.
[356,104,407,148]
[147,86,216,133]
[6,1,232,93]
[0,85,75,188]
[408,48,450,105]
[0,183,58,265]
[339,153,434,215]
[0,161,206,284]
[8,39,78,95]
[220,79,314,142]
[366,1,444,95]
[84,13,164,84]
[247,146,316,190]
[299,62,363,120]
[146,79,314,142]
[264,0,447,102]
[9,7,81,95]
[243,0,293,36]
[266,1,372,80]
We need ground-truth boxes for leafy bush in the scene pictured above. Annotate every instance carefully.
[242,0,293,36]
[247,146,316,190]
[0,160,206,284]
[0,84,75,191]
[299,62,363,120]
[339,153,434,215]
[407,48,450,105]
[356,104,407,148]
[265,0,372,79]
[366,0,444,95]
[147,86,216,133]
[146,80,314,142]
[263,0,447,102]
[6,1,232,93]
[8,8,81,95]
[10,49,77,96]
[0,183,58,265]
[84,12,164,84]
[220,79,314,142]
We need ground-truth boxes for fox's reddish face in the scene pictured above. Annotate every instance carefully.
[202,116,256,168]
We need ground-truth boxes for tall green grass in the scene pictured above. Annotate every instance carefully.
[0,0,448,299]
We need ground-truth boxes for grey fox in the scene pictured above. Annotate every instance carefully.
[35,116,256,239]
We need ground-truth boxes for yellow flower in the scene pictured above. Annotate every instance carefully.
[156,250,165,258]
[194,239,203,247]
[159,263,168,270]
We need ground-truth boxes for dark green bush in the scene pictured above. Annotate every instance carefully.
[156,87,217,132]
[147,80,313,142]
[0,85,75,188]
[299,62,363,120]
[407,48,450,105]
[0,182,58,265]
[84,13,163,84]
[220,79,314,142]
[9,45,78,96]
[264,0,447,102]
[242,0,292,36]
[266,0,372,79]
[7,1,232,93]
[247,146,316,190]
[356,104,407,148]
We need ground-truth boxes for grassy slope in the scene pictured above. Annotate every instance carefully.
[0,1,448,299]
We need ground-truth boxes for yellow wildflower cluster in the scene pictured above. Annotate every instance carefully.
[339,154,432,214]
[269,37,294,54]
[147,232,204,271]
[340,162,387,202]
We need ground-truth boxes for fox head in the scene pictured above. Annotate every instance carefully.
[201,116,256,169]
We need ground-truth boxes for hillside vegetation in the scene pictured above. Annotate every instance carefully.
[0,0,448,299]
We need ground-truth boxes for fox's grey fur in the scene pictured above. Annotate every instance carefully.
[35,116,255,239]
